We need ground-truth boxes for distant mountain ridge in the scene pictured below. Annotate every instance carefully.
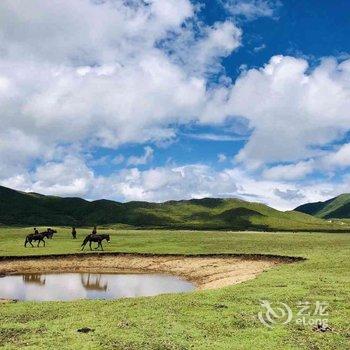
[295,194,350,219]
[0,185,347,231]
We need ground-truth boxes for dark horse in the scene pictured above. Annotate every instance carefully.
[46,228,57,239]
[81,234,110,251]
[40,228,57,239]
[24,231,52,247]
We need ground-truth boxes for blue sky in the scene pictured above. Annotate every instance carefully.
[91,0,350,173]
[0,0,350,209]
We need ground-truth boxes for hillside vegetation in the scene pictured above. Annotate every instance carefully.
[295,193,350,219]
[0,185,348,231]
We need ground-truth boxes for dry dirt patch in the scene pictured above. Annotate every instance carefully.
[0,253,302,290]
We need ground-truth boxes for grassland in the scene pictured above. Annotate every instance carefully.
[0,227,349,349]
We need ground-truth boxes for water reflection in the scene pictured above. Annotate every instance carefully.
[81,274,107,291]
[22,274,46,285]
[0,272,194,301]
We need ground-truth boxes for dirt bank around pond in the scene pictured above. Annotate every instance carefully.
[0,253,304,290]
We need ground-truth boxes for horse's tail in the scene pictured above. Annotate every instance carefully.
[24,236,28,247]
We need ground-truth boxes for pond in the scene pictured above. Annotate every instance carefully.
[0,273,195,301]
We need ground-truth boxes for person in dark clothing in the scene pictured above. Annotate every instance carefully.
[91,226,97,235]
[34,227,39,235]
[72,227,77,239]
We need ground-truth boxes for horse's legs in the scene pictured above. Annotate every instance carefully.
[42,239,46,247]
[37,240,40,247]
[24,238,27,247]
[29,239,34,247]
[89,241,92,250]
[96,240,103,250]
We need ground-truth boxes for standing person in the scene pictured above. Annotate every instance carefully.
[91,226,97,235]
[72,227,77,239]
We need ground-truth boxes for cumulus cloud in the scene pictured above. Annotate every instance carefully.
[2,156,94,197]
[2,1,350,209]
[226,56,350,167]
[0,0,241,172]
[0,0,194,64]
[3,153,350,210]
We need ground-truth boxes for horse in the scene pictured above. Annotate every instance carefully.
[24,231,52,247]
[81,234,110,251]
[39,228,57,239]
[45,228,57,239]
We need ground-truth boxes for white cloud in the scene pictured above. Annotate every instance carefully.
[2,1,350,209]
[253,43,266,52]
[322,143,350,169]
[163,20,242,76]
[127,146,154,166]
[263,161,315,181]
[0,0,242,173]
[261,142,350,182]
[224,56,350,167]
[192,21,242,74]
[0,0,194,65]
[218,153,228,162]
[3,154,350,210]
[184,133,246,141]
[2,156,94,197]
[220,0,281,20]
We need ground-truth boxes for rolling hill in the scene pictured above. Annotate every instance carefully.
[0,185,348,231]
[295,194,350,219]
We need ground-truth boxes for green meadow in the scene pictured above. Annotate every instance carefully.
[0,228,349,349]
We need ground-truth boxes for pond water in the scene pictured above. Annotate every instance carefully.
[0,273,195,301]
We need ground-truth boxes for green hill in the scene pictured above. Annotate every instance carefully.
[0,185,348,231]
[295,193,350,219]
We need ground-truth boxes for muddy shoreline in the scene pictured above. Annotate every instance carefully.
[0,253,304,290]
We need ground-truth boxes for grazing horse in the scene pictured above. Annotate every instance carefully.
[24,231,52,247]
[81,234,110,251]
